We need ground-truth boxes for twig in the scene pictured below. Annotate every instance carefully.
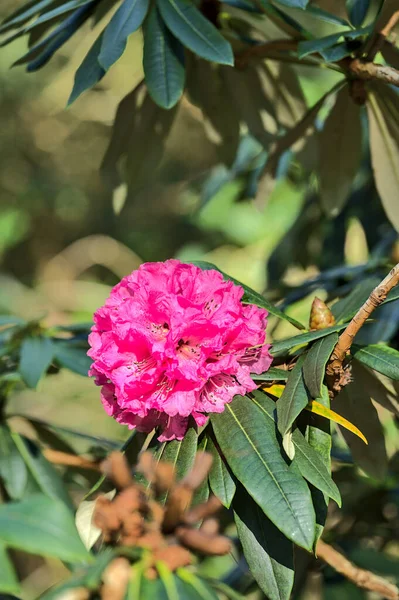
[348,58,399,87]
[316,540,399,600]
[326,263,399,387]
[43,449,101,471]
[366,8,399,61]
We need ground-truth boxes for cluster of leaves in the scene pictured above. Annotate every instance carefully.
[1,258,399,598]
[2,0,399,229]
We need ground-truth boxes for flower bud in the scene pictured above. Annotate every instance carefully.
[309,297,335,330]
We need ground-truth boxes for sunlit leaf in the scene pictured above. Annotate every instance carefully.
[277,356,309,435]
[212,395,316,550]
[352,343,399,381]
[305,400,368,444]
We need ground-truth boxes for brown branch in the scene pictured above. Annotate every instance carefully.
[326,263,399,387]
[366,9,399,61]
[348,58,399,87]
[43,449,101,471]
[235,39,299,68]
[316,540,399,600]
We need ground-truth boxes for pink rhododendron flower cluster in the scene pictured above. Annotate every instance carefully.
[88,260,272,441]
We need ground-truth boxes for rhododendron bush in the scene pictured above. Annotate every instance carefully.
[1,0,399,599]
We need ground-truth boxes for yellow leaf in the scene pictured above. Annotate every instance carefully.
[260,383,285,398]
[306,400,368,445]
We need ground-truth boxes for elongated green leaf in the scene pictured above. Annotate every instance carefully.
[19,336,55,388]
[352,360,399,416]
[0,494,91,563]
[99,0,150,70]
[332,277,380,322]
[143,7,185,109]
[157,0,233,65]
[177,569,218,600]
[275,0,308,8]
[252,367,289,382]
[12,433,74,510]
[0,541,19,595]
[0,0,55,31]
[68,33,105,105]
[306,5,350,26]
[298,32,345,58]
[319,85,362,216]
[233,484,294,600]
[303,333,338,399]
[155,427,197,502]
[211,396,316,550]
[42,548,115,599]
[190,261,305,329]
[352,344,399,381]
[207,435,236,508]
[24,0,93,31]
[54,342,91,376]
[251,390,340,506]
[291,430,340,506]
[277,356,309,436]
[346,0,370,26]
[334,382,388,479]
[0,424,28,501]
[140,575,169,599]
[367,86,399,232]
[306,385,331,541]
[271,323,346,355]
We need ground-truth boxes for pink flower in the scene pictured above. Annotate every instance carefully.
[88,260,272,441]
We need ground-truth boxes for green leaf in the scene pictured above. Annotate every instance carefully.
[68,33,105,105]
[306,385,331,541]
[275,0,308,7]
[0,494,91,563]
[306,5,350,26]
[271,323,347,355]
[99,0,150,70]
[334,382,388,479]
[211,396,316,550]
[11,433,74,510]
[42,548,115,599]
[190,261,305,330]
[303,333,339,399]
[352,360,399,416]
[233,484,294,600]
[332,277,380,322]
[346,0,370,27]
[143,7,185,109]
[252,390,340,506]
[24,0,94,31]
[140,575,169,599]
[157,562,180,600]
[0,424,28,501]
[251,367,289,382]
[54,342,91,376]
[319,85,362,216]
[177,569,218,600]
[291,429,341,506]
[207,434,236,508]
[0,541,19,595]
[352,344,399,381]
[156,0,234,65]
[19,336,55,388]
[298,32,345,58]
[155,427,198,502]
[367,85,399,233]
[277,356,309,436]
[0,0,55,32]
